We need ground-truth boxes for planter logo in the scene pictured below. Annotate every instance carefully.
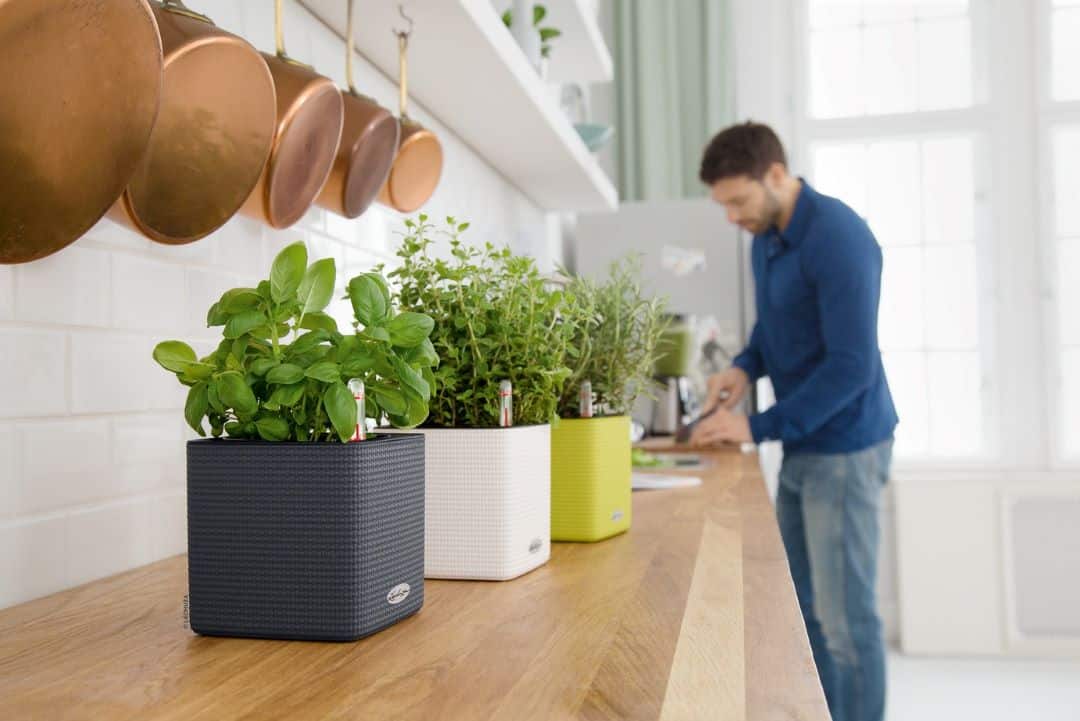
[529,538,543,554]
[387,583,411,605]
[611,509,624,522]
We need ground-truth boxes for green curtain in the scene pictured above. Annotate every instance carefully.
[613,0,733,202]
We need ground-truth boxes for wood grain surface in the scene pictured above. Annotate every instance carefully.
[0,446,829,721]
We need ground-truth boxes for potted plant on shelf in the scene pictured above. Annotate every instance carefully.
[551,258,668,542]
[502,2,562,77]
[380,215,578,581]
[152,241,436,642]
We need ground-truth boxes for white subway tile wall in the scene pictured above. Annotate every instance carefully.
[0,0,557,610]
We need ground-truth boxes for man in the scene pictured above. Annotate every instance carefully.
[692,122,898,721]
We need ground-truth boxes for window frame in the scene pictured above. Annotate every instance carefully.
[788,0,1049,470]
[1038,0,1080,466]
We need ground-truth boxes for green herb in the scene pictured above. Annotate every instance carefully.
[501,4,563,58]
[153,242,436,443]
[385,215,577,428]
[556,257,669,418]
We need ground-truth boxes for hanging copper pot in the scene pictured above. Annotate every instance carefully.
[108,0,277,245]
[377,11,443,214]
[0,0,163,263]
[242,0,344,229]
[316,0,400,219]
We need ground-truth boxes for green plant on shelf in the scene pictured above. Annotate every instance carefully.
[556,256,670,419]
[502,4,563,58]
[384,214,579,428]
[152,242,436,443]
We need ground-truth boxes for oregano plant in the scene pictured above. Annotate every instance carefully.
[556,257,670,418]
[384,215,578,428]
[152,242,436,443]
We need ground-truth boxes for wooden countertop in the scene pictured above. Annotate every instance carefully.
[0,445,829,721]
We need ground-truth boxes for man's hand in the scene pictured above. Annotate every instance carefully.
[704,366,750,411]
[689,406,753,446]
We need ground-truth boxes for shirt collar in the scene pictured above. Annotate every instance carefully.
[776,178,814,248]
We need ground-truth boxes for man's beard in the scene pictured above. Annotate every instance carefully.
[760,186,782,231]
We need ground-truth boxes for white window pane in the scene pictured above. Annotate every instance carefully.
[1052,9,1080,101]
[867,140,922,247]
[917,17,973,110]
[927,351,982,456]
[863,0,914,24]
[915,0,968,18]
[880,246,925,350]
[1062,348,1080,458]
[863,21,918,115]
[810,28,863,118]
[1058,241,1080,346]
[1053,126,1080,236]
[809,0,862,29]
[923,244,978,349]
[813,144,869,217]
[883,351,930,456]
[921,136,975,245]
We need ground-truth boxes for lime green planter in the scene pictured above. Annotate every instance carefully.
[551,416,632,542]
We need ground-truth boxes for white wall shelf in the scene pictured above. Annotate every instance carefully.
[301,0,617,212]
[542,0,613,84]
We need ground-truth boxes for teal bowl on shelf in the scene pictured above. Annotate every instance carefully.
[574,123,615,153]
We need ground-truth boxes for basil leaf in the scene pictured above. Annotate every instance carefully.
[223,310,267,339]
[270,242,308,303]
[265,363,305,385]
[386,311,434,348]
[217,372,258,417]
[298,258,336,315]
[255,416,291,442]
[184,383,208,437]
[323,382,358,443]
[153,340,197,373]
[305,361,341,383]
[347,273,388,327]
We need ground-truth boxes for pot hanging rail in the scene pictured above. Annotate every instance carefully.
[242,0,344,229]
[108,0,278,245]
[316,0,401,219]
[0,0,163,263]
[377,5,443,214]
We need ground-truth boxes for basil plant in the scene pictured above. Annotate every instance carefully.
[153,242,437,443]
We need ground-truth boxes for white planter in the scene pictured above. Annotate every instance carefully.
[381,424,552,581]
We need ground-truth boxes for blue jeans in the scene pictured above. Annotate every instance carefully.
[776,439,892,721]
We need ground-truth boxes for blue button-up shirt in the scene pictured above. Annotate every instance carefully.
[733,180,898,454]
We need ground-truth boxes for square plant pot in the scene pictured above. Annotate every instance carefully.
[381,425,551,580]
[186,433,425,642]
[551,416,632,542]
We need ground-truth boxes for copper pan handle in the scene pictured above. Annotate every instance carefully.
[160,0,214,24]
[346,0,360,95]
[393,5,414,118]
[275,0,314,69]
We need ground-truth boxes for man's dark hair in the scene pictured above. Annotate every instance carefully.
[698,121,788,185]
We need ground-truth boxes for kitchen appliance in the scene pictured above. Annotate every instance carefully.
[377,9,443,213]
[0,0,162,262]
[242,0,344,229]
[651,315,700,436]
[573,199,750,436]
[108,0,277,245]
[315,0,400,219]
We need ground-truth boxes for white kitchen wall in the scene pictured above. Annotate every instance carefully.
[0,0,557,611]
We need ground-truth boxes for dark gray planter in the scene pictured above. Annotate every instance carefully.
[186,433,424,642]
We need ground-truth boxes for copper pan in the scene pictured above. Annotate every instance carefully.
[377,10,443,214]
[108,0,277,245]
[315,0,400,219]
[0,0,162,263]
[242,0,344,229]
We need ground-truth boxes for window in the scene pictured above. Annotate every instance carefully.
[1047,1,1080,459]
[800,0,992,460]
